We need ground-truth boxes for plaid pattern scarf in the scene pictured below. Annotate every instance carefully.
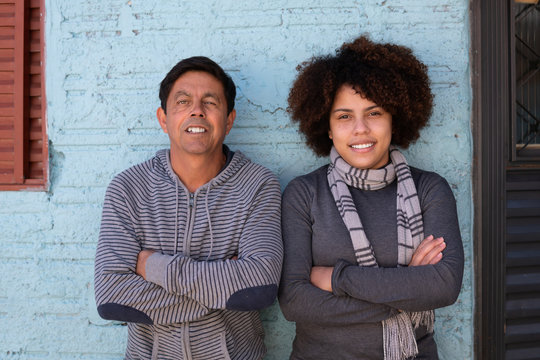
[327,145,434,360]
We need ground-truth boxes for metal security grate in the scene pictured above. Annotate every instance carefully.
[514,2,540,159]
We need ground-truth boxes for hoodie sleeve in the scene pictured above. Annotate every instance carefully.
[94,178,211,325]
[144,174,283,312]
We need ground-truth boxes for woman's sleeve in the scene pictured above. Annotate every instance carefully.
[331,173,464,312]
[278,178,398,326]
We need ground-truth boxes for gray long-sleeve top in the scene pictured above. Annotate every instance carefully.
[278,165,464,360]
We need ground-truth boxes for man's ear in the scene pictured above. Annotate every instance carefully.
[157,107,168,133]
[225,109,236,135]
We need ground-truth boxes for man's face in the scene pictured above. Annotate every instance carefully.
[157,71,235,159]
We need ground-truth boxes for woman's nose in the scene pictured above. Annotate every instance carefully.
[353,118,369,134]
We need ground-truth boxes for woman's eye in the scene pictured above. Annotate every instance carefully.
[338,114,350,120]
[368,111,382,117]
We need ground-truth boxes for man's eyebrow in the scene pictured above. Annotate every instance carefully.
[172,90,190,98]
[202,92,221,101]
[172,91,221,102]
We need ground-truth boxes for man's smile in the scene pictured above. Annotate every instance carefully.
[186,126,206,133]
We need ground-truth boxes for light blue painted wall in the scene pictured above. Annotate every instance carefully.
[0,1,473,359]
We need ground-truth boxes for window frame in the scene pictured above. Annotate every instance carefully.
[0,0,47,191]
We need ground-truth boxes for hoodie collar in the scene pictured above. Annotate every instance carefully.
[156,145,248,191]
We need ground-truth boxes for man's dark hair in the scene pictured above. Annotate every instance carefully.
[159,56,236,115]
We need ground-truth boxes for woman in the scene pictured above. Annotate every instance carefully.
[279,36,464,360]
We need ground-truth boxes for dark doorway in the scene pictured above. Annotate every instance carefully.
[473,1,540,359]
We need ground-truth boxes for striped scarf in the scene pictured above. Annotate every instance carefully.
[327,145,434,360]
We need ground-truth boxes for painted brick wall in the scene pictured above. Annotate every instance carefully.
[0,0,473,358]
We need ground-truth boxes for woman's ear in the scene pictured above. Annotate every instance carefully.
[328,130,333,139]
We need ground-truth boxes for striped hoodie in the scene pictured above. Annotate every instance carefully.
[94,147,283,359]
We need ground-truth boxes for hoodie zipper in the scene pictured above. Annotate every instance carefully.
[183,192,196,256]
[181,192,196,359]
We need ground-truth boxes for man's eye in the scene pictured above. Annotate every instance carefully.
[204,101,216,106]
[177,100,188,105]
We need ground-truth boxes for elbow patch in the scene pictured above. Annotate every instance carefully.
[226,284,278,311]
[97,303,153,325]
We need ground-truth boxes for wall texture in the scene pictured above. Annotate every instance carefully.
[0,0,472,359]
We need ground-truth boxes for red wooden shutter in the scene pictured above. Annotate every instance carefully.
[0,0,47,190]
[0,0,21,184]
[27,0,45,183]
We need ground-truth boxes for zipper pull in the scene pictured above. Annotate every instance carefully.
[189,193,194,207]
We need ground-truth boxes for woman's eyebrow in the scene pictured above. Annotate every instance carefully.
[332,105,380,113]
[332,108,352,113]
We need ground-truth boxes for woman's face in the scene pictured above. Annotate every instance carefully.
[329,84,392,170]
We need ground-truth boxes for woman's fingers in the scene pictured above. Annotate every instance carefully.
[422,239,446,265]
[409,235,445,266]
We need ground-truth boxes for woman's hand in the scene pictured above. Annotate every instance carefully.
[409,235,446,267]
[136,249,156,279]
[310,266,334,292]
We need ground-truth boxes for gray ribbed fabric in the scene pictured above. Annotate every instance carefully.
[94,148,283,360]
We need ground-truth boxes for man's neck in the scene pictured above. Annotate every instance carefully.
[169,149,226,193]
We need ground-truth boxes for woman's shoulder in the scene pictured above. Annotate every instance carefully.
[283,164,329,200]
[285,164,329,189]
[409,166,455,203]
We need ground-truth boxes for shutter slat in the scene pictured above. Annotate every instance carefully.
[506,295,540,318]
[507,243,540,267]
[506,342,540,360]
[0,70,14,93]
[505,319,540,344]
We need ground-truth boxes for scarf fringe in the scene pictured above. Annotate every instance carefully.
[410,310,435,333]
[383,312,418,360]
[383,310,435,360]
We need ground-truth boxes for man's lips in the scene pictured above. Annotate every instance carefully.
[183,117,210,133]
[186,126,206,133]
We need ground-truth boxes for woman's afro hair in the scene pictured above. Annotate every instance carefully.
[287,35,433,156]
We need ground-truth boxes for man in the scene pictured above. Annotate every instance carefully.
[94,56,283,359]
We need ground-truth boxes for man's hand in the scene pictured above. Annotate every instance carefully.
[409,235,446,267]
[310,266,334,292]
[136,250,156,280]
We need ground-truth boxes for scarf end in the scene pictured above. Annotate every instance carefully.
[383,312,418,360]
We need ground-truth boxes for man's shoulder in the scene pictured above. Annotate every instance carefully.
[225,150,279,187]
[108,149,170,191]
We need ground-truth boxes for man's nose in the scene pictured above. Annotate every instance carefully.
[191,101,205,117]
